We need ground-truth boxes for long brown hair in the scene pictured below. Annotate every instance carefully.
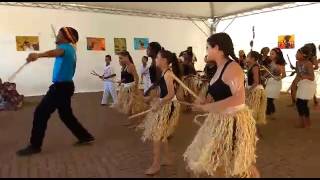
[207,32,237,61]
[159,48,181,78]
[118,50,134,64]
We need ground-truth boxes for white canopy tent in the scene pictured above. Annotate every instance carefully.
[0,2,319,96]
[0,2,317,35]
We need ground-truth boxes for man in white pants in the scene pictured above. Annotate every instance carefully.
[101,55,117,107]
[140,56,151,94]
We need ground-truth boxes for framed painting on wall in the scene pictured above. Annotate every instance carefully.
[16,36,39,51]
[134,38,149,50]
[278,35,295,49]
[114,38,127,54]
[87,37,106,51]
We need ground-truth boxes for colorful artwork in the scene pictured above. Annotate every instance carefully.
[114,38,127,54]
[134,38,149,50]
[16,36,39,51]
[87,37,106,51]
[278,35,295,49]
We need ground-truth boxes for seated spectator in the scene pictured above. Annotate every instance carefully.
[0,80,24,111]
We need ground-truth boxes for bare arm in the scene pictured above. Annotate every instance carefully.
[250,66,260,90]
[103,74,116,80]
[280,65,286,79]
[37,49,64,58]
[312,57,319,70]
[27,48,64,62]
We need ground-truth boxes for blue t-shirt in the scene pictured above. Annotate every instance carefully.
[52,43,76,83]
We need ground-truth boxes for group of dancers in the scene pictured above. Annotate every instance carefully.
[101,33,261,177]
[13,25,319,178]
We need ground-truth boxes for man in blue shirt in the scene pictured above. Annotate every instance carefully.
[17,27,94,156]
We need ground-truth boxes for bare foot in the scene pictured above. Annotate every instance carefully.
[304,119,311,129]
[144,164,160,175]
[250,166,261,178]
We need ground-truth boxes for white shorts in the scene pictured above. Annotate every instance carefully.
[265,78,282,99]
[296,79,316,100]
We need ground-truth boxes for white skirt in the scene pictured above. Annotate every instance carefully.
[296,79,316,100]
[265,78,282,99]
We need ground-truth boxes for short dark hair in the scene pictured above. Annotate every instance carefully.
[105,55,111,59]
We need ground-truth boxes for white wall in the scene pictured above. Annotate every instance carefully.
[0,5,209,96]
[216,3,320,97]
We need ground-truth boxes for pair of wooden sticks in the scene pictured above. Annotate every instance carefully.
[129,73,200,120]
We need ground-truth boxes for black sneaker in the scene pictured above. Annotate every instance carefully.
[16,145,41,156]
[73,137,95,146]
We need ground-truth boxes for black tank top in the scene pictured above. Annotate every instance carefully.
[149,65,161,84]
[247,64,260,86]
[207,60,233,102]
[121,66,134,83]
[159,69,170,98]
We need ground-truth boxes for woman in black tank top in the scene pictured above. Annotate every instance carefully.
[115,51,147,118]
[184,33,260,178]
[245,51,267,134]
[137,49,181,176]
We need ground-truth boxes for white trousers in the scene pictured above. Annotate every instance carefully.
[101,81,118,105]
[143,78,152,94]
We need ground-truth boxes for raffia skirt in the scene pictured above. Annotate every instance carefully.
[183,105,258,177]
[115,83,148,115]
[246,85,267,125]
[176,76,200,99]
[146,86,160,102]
[137,100,181,142]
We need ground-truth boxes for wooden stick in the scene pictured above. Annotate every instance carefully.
[8,62,28,82]
[90,72,100,77]
[178,101,195,106]
[257,61,281,81]
[51,24,57,38]
[128,100,196,120]
[128,109,151,119]
[170,73,200,99]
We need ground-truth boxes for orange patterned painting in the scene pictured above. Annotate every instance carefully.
[278,35,295,49]
[87,37,106,51]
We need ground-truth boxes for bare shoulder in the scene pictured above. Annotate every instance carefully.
[164,70,174,80]
[128,64,136,71]
[227,61,244,74]
[222,61,244,81]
